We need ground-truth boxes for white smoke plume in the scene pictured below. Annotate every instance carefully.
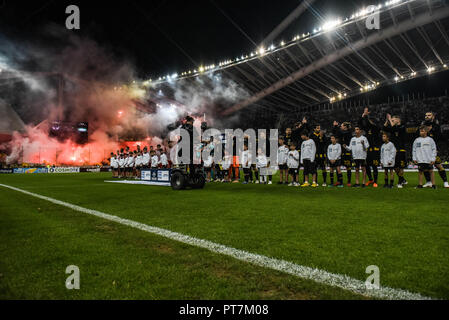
[0,27,249,165]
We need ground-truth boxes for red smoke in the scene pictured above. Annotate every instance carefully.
[1,30,247,166]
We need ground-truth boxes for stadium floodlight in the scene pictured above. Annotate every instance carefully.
[427,66,435,73]
[394,76,399,81]
[386,0,402,7]
[258,47,266,55]
[322,19,342,31]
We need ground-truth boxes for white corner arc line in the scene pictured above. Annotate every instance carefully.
[0,183,433,300]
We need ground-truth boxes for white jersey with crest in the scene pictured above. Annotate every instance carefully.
[151,155,159,167]
[300,139,316,163]
[241,150,252,168]
[160,153,168,166]
[256,154,268,168]
[346,136,369,160]
[327,143,342,161]
[412,136,437,164]
[221,155,232,170]
[380,142,396,167]
[277,145,289,165]
[287,150,300,169]
[142,152,150,166]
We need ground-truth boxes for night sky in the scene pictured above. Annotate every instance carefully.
[1,0,449,104]
[0,0,375,78]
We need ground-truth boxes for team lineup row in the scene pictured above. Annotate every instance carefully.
[272,108,448,188]
[107,108,448,189]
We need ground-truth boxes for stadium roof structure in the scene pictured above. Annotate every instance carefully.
[147,0,449,117]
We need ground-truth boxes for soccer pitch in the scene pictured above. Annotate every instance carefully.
[0,172,448,300]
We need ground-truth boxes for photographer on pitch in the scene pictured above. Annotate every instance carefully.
[176,116,199,176]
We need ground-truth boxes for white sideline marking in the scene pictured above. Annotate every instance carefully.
[105,180,170,187]
[0,183,433,300]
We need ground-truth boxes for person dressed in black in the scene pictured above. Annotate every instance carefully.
[359,107,382,187]
[284,127,294,149]
[177,116,197,176]
[383,114,408,188]
[292,117,308,147]
[310,124,329,186]
[421,111,449,188]
[332,121,353,186]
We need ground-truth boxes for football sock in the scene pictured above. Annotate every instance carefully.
[347,170,352,184]
[438,169,447,182]
[424,171,431,182]
[366,166,373,181]
[373,166,378,183]
[323,171,327,184]
[330,173,335,185]
[337,173,343,184]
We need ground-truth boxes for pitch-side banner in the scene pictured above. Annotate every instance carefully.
[13,168,48,174]
[48,167,80,174]
[141,169,171,182]
[0,168,13,174]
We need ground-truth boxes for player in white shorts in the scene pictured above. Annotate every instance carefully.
[110,152,117,178]
[150,150,159,168]
[118,153,125,178]
[160,150,169,168]
[135,151,142,179]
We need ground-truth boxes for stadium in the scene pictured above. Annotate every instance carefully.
[1,0,449,308]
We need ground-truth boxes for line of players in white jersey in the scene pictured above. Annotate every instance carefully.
[109,145,169,179]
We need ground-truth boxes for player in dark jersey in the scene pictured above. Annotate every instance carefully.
[311,124,329,186]
[287,117,307,149]
[332,121,353,186]
[421,112,449,188]
[359,107,381,188]
[284,128,294,149]
[383,114,408,188]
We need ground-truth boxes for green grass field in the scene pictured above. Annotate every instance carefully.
[0,172,448,300]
